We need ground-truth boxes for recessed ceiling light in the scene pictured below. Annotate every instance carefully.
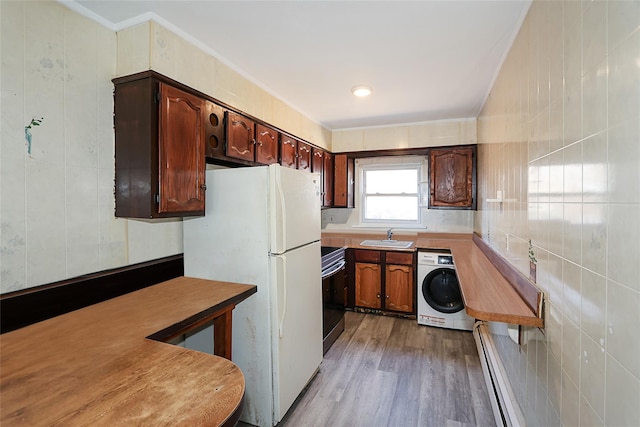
[351,85,372,97]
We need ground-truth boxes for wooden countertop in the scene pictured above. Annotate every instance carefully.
[321,231,543,328]
[0,276,257,426]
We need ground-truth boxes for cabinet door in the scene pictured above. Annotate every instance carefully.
[323,152,334,207]
[429,147,475,209]
[204,100,226,160]
[255,124,279,165]
[312,148,325,205]
[297,141,312,172]
[226,111,255,162]
[333,154,355,208]
[355,262,381,309]
[385,264,413,312]
[158,83,206,214]
[280,135,298,169]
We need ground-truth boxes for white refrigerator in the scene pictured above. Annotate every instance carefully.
[183,164,323,427]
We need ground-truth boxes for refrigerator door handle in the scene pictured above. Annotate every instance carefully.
[277,254,287,338]
[273,166,287,254]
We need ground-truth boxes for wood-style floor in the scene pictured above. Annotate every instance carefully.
[277,311,496,427]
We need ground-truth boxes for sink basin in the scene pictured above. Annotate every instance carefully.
[360,239,414,249]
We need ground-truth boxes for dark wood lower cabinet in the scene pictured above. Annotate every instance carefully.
[350,249,414,314]
[355,262,382,308]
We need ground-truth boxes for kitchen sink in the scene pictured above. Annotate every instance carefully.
[360,239,414,249]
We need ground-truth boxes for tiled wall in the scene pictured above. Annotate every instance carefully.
[323,119,477,232]
[117,21,331,149]
[476,1,639,425]
[0,1,330,293]
[0,0,126,292]
[331,118,476,152]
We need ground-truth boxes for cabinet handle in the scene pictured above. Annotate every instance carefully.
[376,293,381,299]
[200,184,207,190]
[252,139,257,145]
[257,140,263,146]
[386,295,390,299]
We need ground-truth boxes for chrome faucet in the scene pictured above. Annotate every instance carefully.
[386,228,393,240]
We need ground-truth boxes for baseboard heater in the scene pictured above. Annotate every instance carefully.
[473,321,525,427]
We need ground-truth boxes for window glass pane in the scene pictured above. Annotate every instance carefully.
[364,196,418,221]
[365,169,417,194]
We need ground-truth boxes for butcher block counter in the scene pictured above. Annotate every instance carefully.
[0,276,256,426]
[322,231,543,328]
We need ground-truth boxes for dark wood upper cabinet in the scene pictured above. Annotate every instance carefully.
[255,124,279,165]
[113,74,205,218]
[280,135,298,169]
[323,151,334,207]
[158,84,206,215]
[204,100,226,161]
[311,148,324,174]
[312,147,334,207]
[225,111,255,162]
[298,141,312,172]
[333,154,355,208]
[429,146,476,209]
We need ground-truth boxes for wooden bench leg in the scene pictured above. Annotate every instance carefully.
[213,307,234,360]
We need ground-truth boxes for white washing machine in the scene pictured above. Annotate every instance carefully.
[417,250,475,331]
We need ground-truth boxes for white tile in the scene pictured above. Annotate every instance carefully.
[563,10,583,146]
[580,332,606,420]
[563,142,583,203]
[581,268,607,347]
[581,203,607,275]
[608,119,640,204]
[561,370,580,427]
[607,0,640,52]
[581,61,607,139]
[580,395,604,427]
[562,314,581,386]
[607,31,640,127]
[563,203,582,265]
[582,0,607,76]
[582,133,608,203]
[563,260,582,326]
[547,352,562,416]
[605,353,640,426]
[606,279,640,379]
[607,204,640,291]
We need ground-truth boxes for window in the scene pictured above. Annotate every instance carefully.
[360,161,421,225]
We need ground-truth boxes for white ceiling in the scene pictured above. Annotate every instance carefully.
[71,0,530,130]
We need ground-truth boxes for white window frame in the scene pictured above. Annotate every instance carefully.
[359,158,423,227]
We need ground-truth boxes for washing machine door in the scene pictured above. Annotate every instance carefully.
[422,268,464,314]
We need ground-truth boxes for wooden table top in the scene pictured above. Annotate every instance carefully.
[321,231,543,327]
[0,276,256,426]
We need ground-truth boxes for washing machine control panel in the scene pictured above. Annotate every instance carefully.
[438,255,454,265]
[417,251,454,266]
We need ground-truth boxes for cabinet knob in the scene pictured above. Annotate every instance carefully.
[200,184,207,190]
[252,139,257,145]
[386,295,390,299]
[376,294,381,299]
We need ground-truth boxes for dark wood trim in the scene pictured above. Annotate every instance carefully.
[334,144,477,160]
[0,255,184,333]
[472,233,542,317]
